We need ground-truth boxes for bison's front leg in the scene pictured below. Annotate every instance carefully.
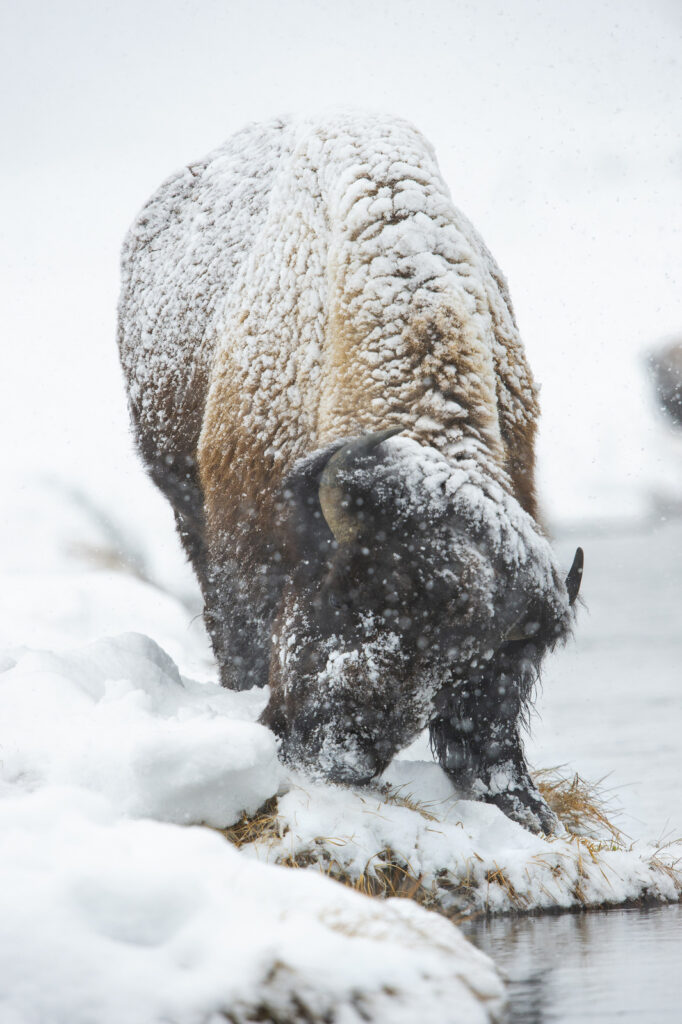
[429,668,559,835]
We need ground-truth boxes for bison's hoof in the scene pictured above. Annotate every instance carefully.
[488,789,562,837]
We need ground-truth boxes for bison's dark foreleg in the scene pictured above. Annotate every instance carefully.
[138,446,208,572]
[138,447,264,688]
[429,668,558,835]
[170,501,256,689]
[201,556,275,690]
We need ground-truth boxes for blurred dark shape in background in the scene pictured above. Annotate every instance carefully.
[647,338,682,429]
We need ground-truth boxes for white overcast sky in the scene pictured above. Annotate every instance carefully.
[2,0,681,525]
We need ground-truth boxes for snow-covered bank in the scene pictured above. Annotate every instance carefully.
[0,633,505,1024]
[237,768,679,916]
[0,633,276,827]
[0,787,504,1024]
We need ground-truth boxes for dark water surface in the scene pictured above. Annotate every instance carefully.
[468,520,682,1022]
[463,903,682,1023]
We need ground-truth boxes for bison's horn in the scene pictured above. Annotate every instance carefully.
[566,547,584,605]
[319,428,402,543]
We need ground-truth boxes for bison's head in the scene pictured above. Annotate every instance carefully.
[263,431,581,784]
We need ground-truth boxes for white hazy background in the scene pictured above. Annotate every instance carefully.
[2,0,681,535]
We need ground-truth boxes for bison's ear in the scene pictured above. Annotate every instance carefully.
[565,547,584,605]
[318,429,402,544]
[275,440,350,547]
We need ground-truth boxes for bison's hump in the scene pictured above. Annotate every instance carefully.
[118,111,537,515]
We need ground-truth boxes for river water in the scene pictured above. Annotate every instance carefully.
[463,904,682,1023]
[465,517,682,1021]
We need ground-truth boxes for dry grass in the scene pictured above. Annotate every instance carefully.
[647,839,682,890]
[534,766,625,844]
[289,846,444,914]
[217,797,283,847]
[378,783,443,822]
[215,797,445,914]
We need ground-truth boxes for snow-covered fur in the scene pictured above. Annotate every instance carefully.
[648,338,682,428]
[118,112,576,833]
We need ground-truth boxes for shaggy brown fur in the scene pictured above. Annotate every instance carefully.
[118,113,579,834]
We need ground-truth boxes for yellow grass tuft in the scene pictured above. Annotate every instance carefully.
[304,847,442,911]
[378,783,442,822]
[534,766,625,844]
[216,797,282,848]
[647,839,682,890]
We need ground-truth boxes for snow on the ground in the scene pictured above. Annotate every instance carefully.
[0,786,504,1024]
[0,477,213,679]
[242,764,679,915]
[0,644,505,1024]
[0,633,276,827]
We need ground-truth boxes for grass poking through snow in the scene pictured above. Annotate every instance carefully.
[214,767,681,918]
[535,766,624,844]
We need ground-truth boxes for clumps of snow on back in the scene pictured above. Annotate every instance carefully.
[118,111,537,503]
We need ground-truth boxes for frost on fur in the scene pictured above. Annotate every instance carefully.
[118,112,583,833]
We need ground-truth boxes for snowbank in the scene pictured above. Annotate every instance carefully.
[0,477,214,679]
[0,633,277,827]
[242,766,680,915]
[0,787,504,1024]
[0,632,505,1022]
[1,629,677,924]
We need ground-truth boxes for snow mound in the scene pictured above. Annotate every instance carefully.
[0,632,504,1022]
[238,765,681,915]
[0,787,504,1024]
[0,633,277,827]
[0,474,213,679]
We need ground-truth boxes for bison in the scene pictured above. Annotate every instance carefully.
[118,112,582,834]
[647,338,682,429]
